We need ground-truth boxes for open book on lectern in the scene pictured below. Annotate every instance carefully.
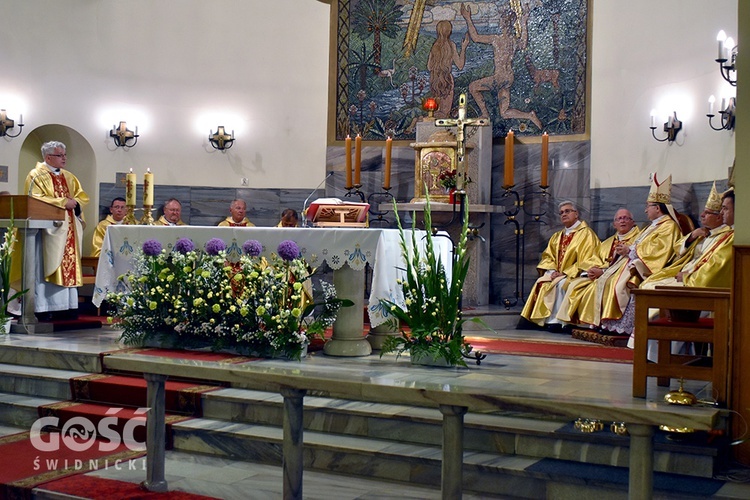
[307,198,370,227]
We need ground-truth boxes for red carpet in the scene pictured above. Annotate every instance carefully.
[466,336,633,363]
[0,431,144,499]
[40,475,219,499]
[71,374,221,416]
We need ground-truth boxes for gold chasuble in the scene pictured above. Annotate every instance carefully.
[25,163,89,287]
[154,216,187,226]
[642,225,734,289]
[92,215,121,257]
[520,221,599,326]
[586,216,680,326]
[558,226,640,325]
[218,217,255,227]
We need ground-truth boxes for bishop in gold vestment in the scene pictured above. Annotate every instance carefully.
[521,202,599,327]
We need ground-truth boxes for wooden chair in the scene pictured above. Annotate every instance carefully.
[631,286,730,403]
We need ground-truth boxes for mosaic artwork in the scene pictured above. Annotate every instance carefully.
[334,0,588,141]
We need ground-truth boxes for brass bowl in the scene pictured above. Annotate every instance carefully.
[659,424,695,434]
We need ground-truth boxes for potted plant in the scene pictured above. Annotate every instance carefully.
[379,195,483,367]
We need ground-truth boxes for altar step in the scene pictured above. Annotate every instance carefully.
[0,359,732,497]
[461,304,522,331]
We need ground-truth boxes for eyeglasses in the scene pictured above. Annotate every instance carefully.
[48,154,67,158]
[559,209,576,215]
[646,203,658,208]
[702,210,721,216]
[615,216,633,222]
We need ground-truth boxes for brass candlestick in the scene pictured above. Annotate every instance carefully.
[123,204,138,225]
[139,204,155,225]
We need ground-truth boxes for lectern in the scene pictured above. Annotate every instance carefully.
[0,196,65,333]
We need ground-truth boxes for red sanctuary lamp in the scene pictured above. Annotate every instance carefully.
[422,97,438,119]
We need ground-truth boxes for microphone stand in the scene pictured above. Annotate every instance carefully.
[301,172,334,227]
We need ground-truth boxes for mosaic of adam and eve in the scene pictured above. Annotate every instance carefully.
[337,0,587,141]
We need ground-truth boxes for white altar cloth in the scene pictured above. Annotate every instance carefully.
[92,226,452,328]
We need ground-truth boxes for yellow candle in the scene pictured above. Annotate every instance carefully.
[383,137,392,190]
[144,169,154,206]
[354,134,362,186]
[541,132,549,188]
[126,168,136,205]
[345,135,353,189]
[503,130,514,188]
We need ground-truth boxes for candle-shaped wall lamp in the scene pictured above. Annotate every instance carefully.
[707,95,735,131]
[715,31,737,86]
[110,121,139,148]
[0,109,24,138]
[649,111,682,143]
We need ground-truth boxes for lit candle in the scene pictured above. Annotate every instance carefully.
[717,30,726,60]
[708,95,715,115]
[383,137,392,190]
[345,135,352,189]
[503,130,514,189]
[354,134,362,186]
[143,168,154,206]
[540,132,549,188]
[126,168,136,205]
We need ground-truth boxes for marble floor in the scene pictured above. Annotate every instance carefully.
[0,318,746,499]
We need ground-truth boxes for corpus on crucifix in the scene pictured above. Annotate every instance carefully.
[435,94,489,192]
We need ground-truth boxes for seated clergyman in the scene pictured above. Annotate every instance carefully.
[520,201,600,329]
[92,197,126,257]
[557,208,640,327]
[277,208,299,227]
[218,199,255,227]
[154,198,188,226]
[640,182,733,290]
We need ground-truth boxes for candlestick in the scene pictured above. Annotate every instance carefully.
[354,134,362,186]
[503,130,514,189]
[126,168,137,206]
[144,168,154,206]
[540,132,549,188]
[383,137,392,190]
[345,136,353,189]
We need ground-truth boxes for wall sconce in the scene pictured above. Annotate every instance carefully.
[716,31,737,87]
[707,95,735,131]
[209,126,234,151]
[110,121,139,148]
[649,111,682,142]
[0,109,24,138]
[422,97,438,119]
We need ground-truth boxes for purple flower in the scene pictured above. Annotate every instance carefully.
[174,237,195,254]
[142,239,162,257]
[277,240,300,261]
[204,238,226,256]
[243,239,263,257]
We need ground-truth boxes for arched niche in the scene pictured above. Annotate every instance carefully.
[17,125,98,256]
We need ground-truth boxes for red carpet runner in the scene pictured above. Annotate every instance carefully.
[465,336,633,363]
[0,431,144,499]
[40,475,219,499]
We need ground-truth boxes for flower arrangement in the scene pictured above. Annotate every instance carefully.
[0,206,26,333]
[437,169,472,191]
[379,195,482,367]
[107,237,352,360]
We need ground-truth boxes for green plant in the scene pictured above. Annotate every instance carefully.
[379,194,479,366]
[107,237,352,360]
[0,202,26,331]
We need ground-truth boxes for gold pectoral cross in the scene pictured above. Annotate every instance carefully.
[435,94,489,191]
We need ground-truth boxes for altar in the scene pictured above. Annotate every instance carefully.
[93,225,451,356]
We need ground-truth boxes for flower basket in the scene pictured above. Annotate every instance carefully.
[107,237,352,361]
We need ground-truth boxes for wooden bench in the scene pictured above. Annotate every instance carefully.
[631,286,730,403]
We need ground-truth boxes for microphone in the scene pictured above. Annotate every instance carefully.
[302,171,334,227]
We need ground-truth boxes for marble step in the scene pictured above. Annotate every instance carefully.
[0,343,103,373]
[0,363,84,400]
[170,416,729,499]
[201,387,720,478]
[0,392,63,428]
[462,305,521,331]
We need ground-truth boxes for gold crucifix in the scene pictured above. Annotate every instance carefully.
[435,94,489,191]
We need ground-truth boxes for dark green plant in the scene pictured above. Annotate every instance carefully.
[379,194,479,366]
